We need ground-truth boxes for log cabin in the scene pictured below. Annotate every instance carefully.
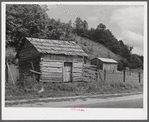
[16,37,88,83]
[91,57,118,71]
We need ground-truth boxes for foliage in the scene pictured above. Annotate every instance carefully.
[129,54,143,69]
[6,4,72,51]
[6,5,143,69]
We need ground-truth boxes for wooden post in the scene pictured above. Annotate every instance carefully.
[82,63,84,81]
[6,62,8,83]
[123,70,125,82]
[98,69,102,81]
[104,69,106,81]
[138,71,141,83]
[30,62,36,84]
[7,62,15,85]
[62,61,64,82]
[96,67,98,82]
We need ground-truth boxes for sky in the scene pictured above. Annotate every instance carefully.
[46,4,145,55]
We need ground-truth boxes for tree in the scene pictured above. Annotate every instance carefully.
[6,4,65,50]
[129,54,142,69]
[96,23,106,30]
[73,17,83,35]
[6,5,50,50]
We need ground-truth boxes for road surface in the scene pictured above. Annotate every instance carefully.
[65,97,143,108]
[8,94,143,108]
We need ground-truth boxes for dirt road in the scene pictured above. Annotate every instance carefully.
[6,93,143,108]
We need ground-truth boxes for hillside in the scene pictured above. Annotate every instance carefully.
[69,34,122,61]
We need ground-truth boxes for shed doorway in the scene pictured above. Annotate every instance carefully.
[64,62,72,82]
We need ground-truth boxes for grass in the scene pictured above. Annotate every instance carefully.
[5,80,143,101]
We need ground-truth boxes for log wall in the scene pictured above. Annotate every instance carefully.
[18,40,40,80]
[40,57,63,82]
[73,62,83,81]
[40,54,84,82]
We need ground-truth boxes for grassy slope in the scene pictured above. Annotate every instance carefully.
[70,34,122,61]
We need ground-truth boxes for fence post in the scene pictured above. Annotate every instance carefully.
[123,70,125,82]
[138,71,141,83]
[96,68,98,82]
[7,62,15,85]
[104,69,106,81]
[98,69,103,81]
[30,62,36,84]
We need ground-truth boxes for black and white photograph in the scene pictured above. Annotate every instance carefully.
[1,1,148,120]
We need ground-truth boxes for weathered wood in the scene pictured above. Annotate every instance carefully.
[50,55,73,61]
[42,72,62,76]
[138,72,141,83]
[83,72,95,76]
[7,62,15,85]
[40,80,62,82]
[73,73,82,77]
[123,70,125,82]
[40,60,62,63]
[40,77,62,81]
[41,69,62,73]
[41,58,63,62]
[73,57,83,62]
[84,64,97,67]
[30,69,42,75]
[73,68,82,73]
[41,74,62,78]
[61,61,63,82]
[40,63,62,67]
[73,62,83,67]
[41,67,62,71]
[73,77,82,81]
[84,69,97,74]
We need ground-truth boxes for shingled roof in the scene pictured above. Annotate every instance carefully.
[25,37,88,57]
[97,57,118,63]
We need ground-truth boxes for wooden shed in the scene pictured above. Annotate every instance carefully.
[16,37,88,82]
[91,57,118,71]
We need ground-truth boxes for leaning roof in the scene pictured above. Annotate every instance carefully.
[25,37,88,57]
[97,57,118,63]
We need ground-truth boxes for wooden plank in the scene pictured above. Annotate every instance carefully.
[40,60,62,64]
[41,72,62,76]
[72,61,74,82]
[40,63,62,67]
[40,80,62,82]
[73,68,82,73]
[30,69,42,75]
[62,61,64,82]
[41,69,62,73]
[41,67,62,71]
[84,69,97,73]
[40,61,62,65]
[73,73,82,77]
[73,77,82,81]
[39,64,62,68]
[41,58,63,62]
[73,62,83,67]
[40,62,62,66]
[40,77,62,81]
[41,71,63,75]
[84,64,97,67]
[41,75,62,78]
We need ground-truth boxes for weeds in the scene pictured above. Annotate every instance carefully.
[5,78,143,101]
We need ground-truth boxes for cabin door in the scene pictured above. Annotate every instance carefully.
[64,62,72,82]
